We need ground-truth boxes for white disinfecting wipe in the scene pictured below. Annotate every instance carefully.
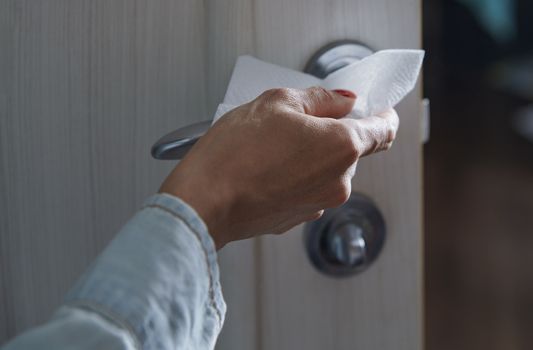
[213,49,424,123]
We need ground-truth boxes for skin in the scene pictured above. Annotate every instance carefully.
[160,86,399,249]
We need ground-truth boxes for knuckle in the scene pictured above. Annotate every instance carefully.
[379,119,397,151]
[313,210,324,220]
[306,210,324,222]
[336,188,352,207]
[264,87,297,101]
[345,136,361,163]
[385,120,397,144]
[381,109,399,145]
[305,86,333,108]
[260,88,301,112]
[332,122,360,162]
[307,86,331,99]
[329,182,351,207]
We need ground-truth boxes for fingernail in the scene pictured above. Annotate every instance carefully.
[332,89,356,99]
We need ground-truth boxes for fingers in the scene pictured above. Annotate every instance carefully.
[338,109,399,157]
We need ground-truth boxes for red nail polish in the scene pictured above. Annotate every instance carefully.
[332,89,356,99]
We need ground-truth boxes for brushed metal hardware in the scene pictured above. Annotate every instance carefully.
[151,120,211,160]
[304,40,373,78]
[304,193,386,277]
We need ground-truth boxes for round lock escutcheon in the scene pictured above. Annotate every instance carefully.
[304,193,386,277]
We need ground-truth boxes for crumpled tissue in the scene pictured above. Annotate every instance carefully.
[213,49,424,123]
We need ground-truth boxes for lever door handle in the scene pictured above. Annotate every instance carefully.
[151,120,212,160]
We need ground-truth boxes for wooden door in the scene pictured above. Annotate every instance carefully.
[0,1,422,349]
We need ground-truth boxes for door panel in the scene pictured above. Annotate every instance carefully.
[212,1,422,349]
[0,1,422,348]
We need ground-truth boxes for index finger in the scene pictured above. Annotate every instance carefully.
[338,109,399,157]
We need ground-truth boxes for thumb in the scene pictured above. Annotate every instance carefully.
[298,86,356,119]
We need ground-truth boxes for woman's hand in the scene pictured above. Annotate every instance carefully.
[159,87,398,249]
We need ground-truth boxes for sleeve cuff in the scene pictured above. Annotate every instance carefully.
[141,193,226,324]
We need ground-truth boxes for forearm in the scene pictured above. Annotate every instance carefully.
[2,193,226,350]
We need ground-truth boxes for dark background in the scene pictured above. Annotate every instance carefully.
[423,0,533,349]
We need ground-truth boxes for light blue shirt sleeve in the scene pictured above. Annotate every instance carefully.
[2,193,227,350]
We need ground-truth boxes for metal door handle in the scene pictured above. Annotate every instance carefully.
[304,193,386,277]
[151,40,373,160]
[151,120,212,160]
[328,222,367,267]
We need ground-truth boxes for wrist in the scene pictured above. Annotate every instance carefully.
[159,167,233,250]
